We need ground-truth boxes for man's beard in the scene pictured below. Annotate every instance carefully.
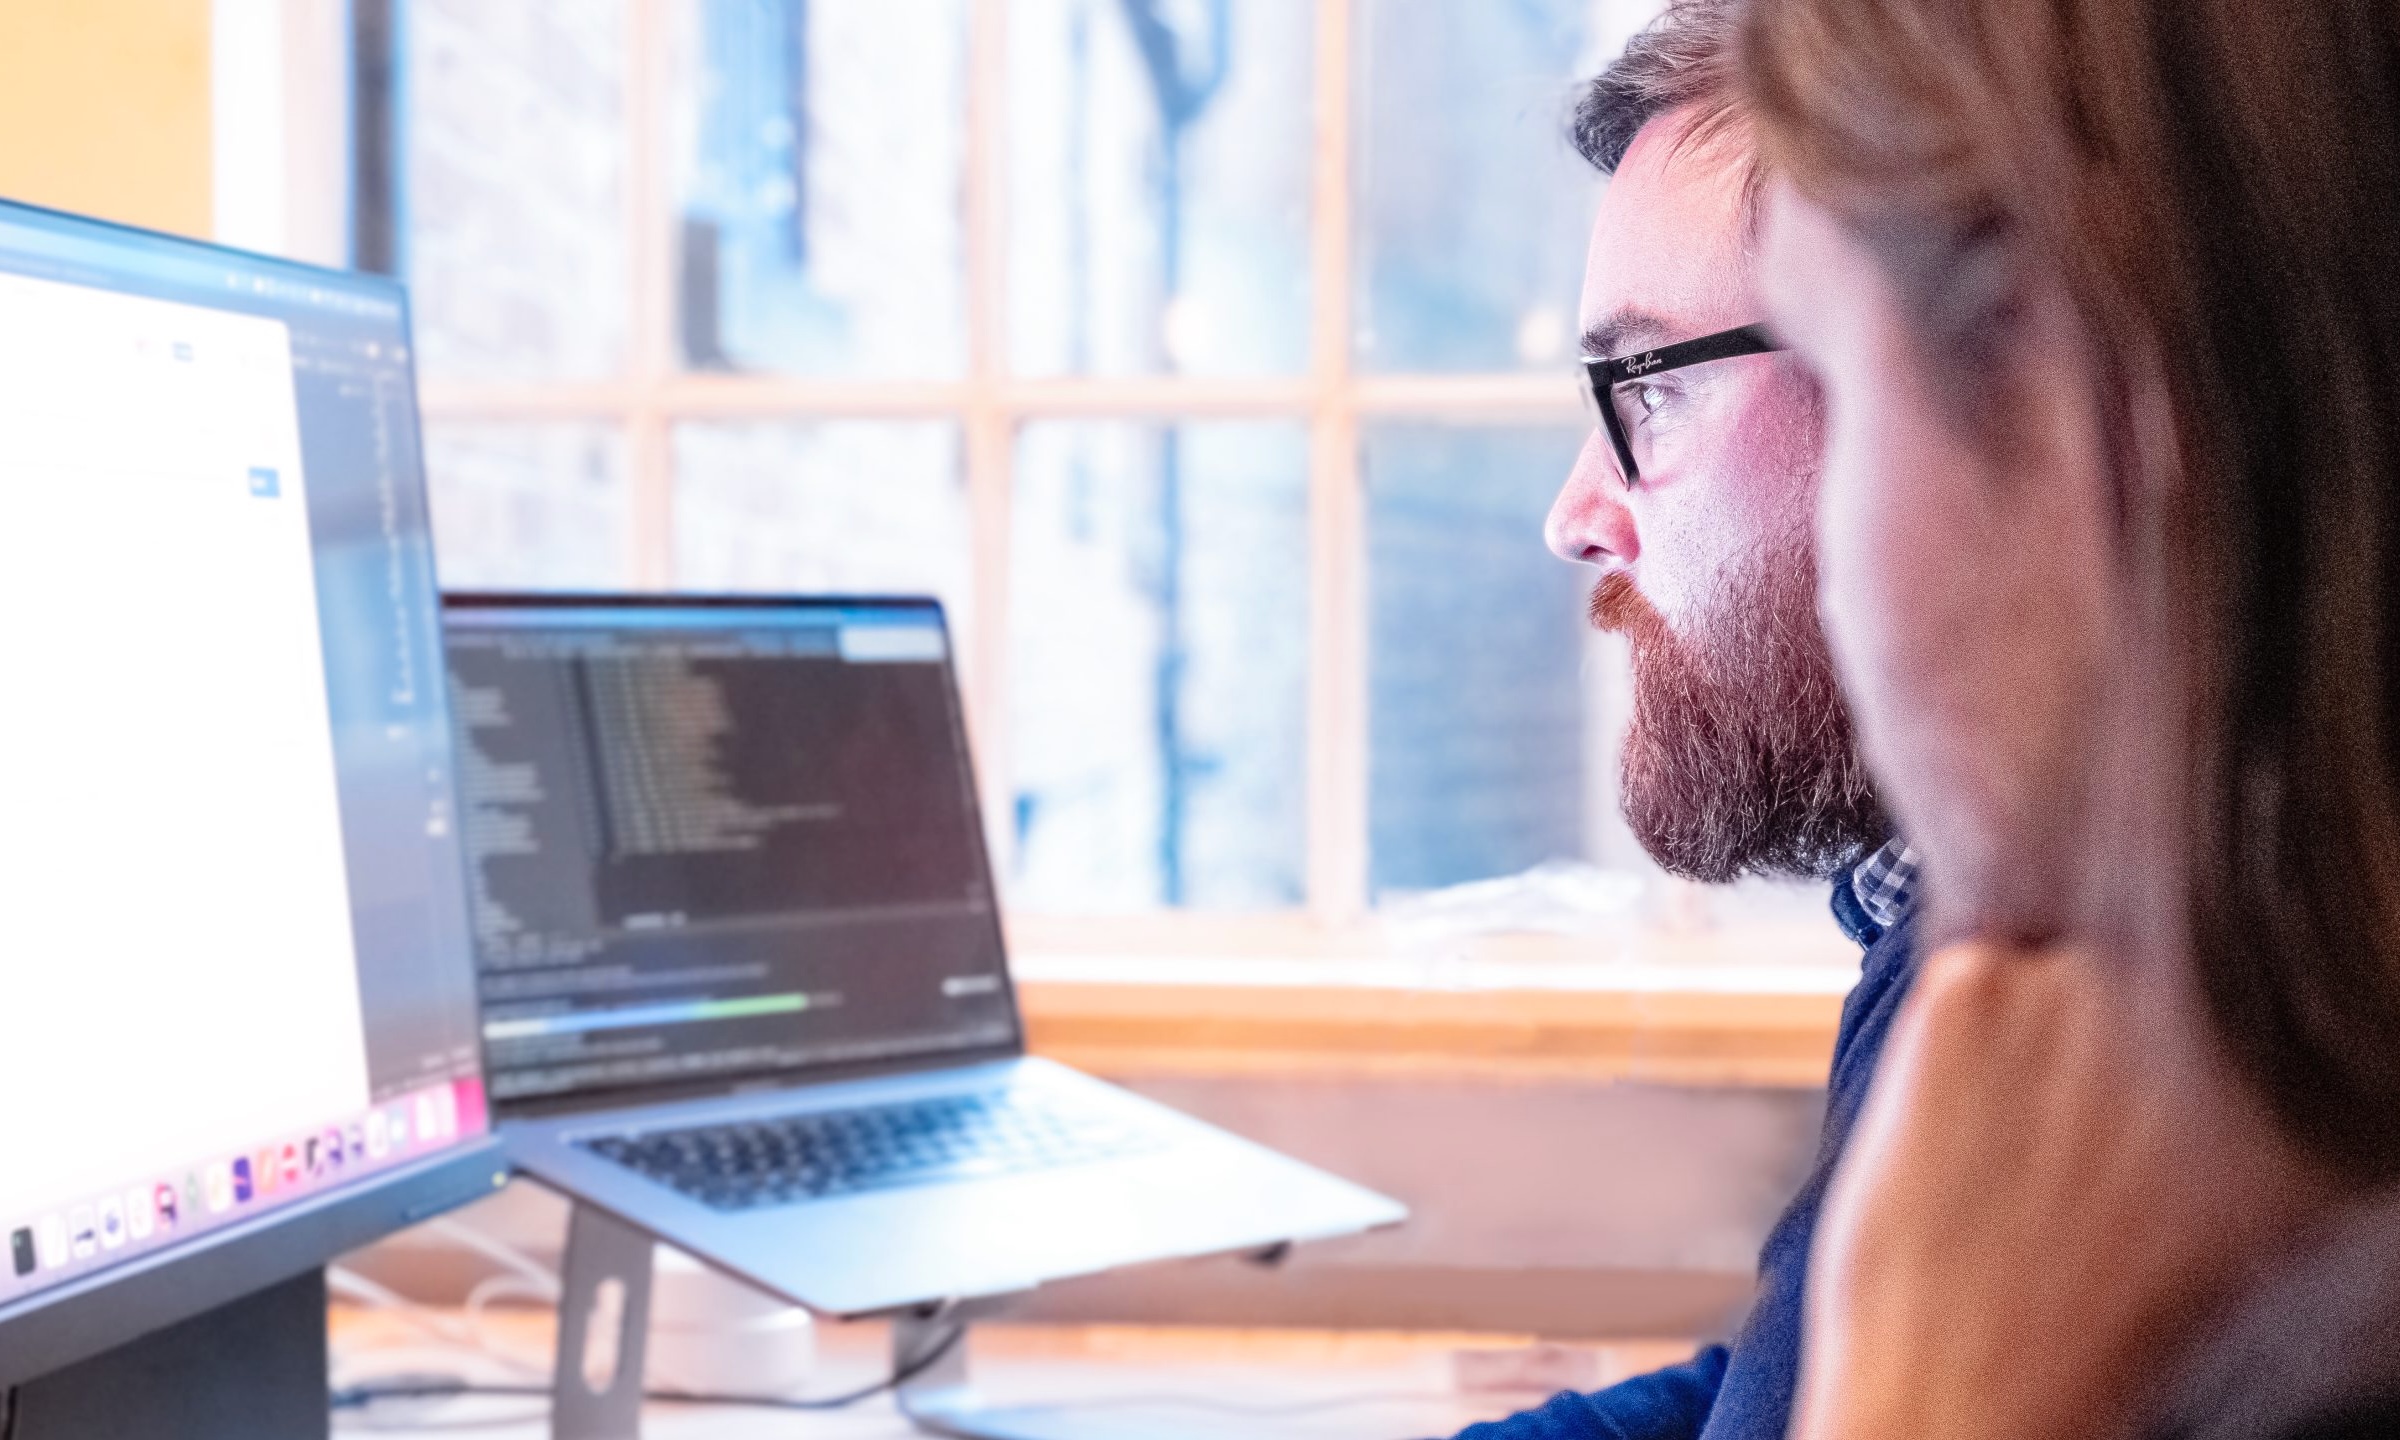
[1592,547,1886,883]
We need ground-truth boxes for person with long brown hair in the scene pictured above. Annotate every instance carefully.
[1722,0,2400,1436]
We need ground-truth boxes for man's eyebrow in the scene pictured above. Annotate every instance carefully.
[1580,308,1674,360]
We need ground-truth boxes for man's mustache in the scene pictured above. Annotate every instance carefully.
[1590,570,1663,638]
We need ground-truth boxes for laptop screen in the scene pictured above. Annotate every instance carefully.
[440,597,1020,1107]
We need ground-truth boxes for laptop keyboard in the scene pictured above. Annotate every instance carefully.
[580,1090,1172,1212]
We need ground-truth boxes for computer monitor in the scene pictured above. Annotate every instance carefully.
[0,201,504,1436]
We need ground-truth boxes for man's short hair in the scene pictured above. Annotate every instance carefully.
[1573,0,1749,176]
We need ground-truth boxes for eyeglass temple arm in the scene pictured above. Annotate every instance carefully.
[1588,322,1781,381]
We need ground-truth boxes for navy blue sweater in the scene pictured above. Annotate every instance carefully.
[1450,884,1921,1440]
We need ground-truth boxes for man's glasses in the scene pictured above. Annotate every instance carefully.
[1583,322,1783,487]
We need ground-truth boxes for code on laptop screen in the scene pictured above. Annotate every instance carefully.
[441,601,1020,1105]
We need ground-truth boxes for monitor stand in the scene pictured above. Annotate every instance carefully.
[550,1200,1293,1440]
[10,1268,330,1440]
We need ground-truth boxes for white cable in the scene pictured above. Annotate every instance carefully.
[422,1218,559,1294]
[327,1267,480,1346]
[462,1272,552,1322]
[349,1214,818,1399]
[460,1272,560,1357]
[326,1266,549,1377]
[400,1218,567,1362]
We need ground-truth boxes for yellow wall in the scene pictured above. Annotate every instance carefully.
[0,0,212,237]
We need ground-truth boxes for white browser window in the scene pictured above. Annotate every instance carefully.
[0,272,372,1223]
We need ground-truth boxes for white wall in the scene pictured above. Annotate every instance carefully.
[213,0,352,263]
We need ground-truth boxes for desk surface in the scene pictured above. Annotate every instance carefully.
[332,1307,1694,1438]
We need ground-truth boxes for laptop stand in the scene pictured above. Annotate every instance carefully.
[891,1304,1279,1440]
[550,1200,657,1440]
[546,1198,1292,1439]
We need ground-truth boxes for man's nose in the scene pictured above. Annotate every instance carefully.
[1546,428,1639,565]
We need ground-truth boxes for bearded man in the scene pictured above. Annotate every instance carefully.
[1451,3,1917,1437]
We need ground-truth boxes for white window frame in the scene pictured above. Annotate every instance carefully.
[406,0,1603,957]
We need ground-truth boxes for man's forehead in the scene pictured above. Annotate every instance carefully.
[1580,110,1756,356]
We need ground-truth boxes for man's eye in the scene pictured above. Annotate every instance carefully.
[1631,382,1673,419]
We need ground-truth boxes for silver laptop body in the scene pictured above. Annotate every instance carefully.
[442,594,1403,1318]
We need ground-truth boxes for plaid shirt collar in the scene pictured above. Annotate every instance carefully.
[1847,836,1921,935]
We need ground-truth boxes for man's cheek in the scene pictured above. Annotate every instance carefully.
[1640,470,1769,629]
[1647,533,1745,636]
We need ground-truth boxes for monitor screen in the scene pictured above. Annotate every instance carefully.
[441,599,1020,1107]
[0,206,488,1312]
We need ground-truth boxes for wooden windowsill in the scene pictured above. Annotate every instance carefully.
[1010,919,1858,1090]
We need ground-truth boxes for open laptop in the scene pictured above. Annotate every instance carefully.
[439,593,1403,1318]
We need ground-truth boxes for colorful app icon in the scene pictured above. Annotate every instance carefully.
[388,1106,411,1149]
[153,1184,180,1231]
[230,1157,254,1204]
[125,1186,156,1241]
[36,1214,67,1270]
[10,1227,33,1277]
[366,1109,390,1159]
[279,1144,302,1187]
[69,1207,97,1259]
[453,1077,487,1137]
[303,1138,323,1177]
[321,1127,345,1171]
[204,1162,233,1214]
[255,1148,280,1197]
[345,1123,365,1164]
[414,1092,440,1144]
[182,1175,203,1216]
[98,1196,126,1251]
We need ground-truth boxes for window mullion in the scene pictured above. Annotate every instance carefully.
[964,0,1015,858]
[1307,0,1368,929]
[626,0,676,588]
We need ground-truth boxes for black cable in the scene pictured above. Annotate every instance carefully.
[2,1382,19,1440]
[330,1319,963,1415]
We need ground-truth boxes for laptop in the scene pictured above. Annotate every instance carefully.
[439,593,1404,1318]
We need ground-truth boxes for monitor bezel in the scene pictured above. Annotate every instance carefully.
[0,1144,507,1391]
[438,591,1031,1119]
[0,195,507,1388]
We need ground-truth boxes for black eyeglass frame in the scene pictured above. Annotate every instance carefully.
[1583,322,1783,486]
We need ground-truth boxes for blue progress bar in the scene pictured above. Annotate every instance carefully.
[484,992,810,1042]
